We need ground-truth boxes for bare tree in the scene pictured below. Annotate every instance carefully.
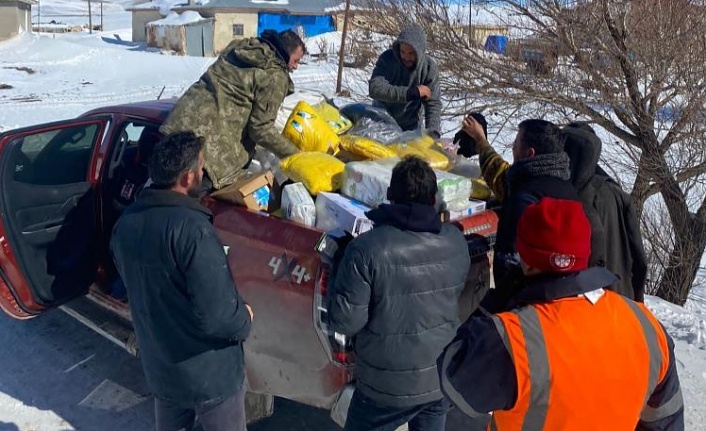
[365,0,706,305]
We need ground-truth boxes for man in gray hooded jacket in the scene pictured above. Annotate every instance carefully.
[369,24,442,138]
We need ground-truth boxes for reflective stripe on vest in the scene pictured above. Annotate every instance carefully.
[618,296,666,406]
[490,293,669,431]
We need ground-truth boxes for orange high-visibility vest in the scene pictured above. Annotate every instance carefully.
[490,290,671,430]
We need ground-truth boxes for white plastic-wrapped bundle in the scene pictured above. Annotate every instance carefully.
[435,170,473,209]
[342,160,473,211]
[341,160,394,208]
[281,183,316,227]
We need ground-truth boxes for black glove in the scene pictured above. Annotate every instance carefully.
[454,112,488,158]
[454,130,478,158]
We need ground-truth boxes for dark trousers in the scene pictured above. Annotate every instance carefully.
[344,390,450,431]
[155,386,247,431]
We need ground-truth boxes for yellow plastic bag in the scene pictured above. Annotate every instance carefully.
[280,152,346,195]
[407,134,436,149]
[340,135,398,160]
[388,142,451,170]
[471,178,492,200]
[314,101,353,135]
[283,101,341,153]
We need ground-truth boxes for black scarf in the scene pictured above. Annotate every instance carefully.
[366,203,442,234]
[507,152,571,186]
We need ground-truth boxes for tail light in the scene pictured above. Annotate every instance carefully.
[314,264,355,367]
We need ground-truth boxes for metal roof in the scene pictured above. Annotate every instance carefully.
[181,0,335,15]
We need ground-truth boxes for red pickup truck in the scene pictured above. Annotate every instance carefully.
[0,99,498,424]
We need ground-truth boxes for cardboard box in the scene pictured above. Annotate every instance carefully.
[210,170,275,211]
[442,199,487,222]
[315,192,374,237]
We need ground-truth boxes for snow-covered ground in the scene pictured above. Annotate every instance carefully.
[2,3,706,426]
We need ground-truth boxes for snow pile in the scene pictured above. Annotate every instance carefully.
[324,2,365,13]
[131,0,187,16]
[32,0,132,31]
[0,33,214,129]
[147,11,207,27]
[646,285,706,428]
[251,0,288,4]
[305,30,393,57]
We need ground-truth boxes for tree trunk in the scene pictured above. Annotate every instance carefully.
[655,216,706,305]
[630,149,653,219]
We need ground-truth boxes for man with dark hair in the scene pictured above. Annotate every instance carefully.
[438,198,683,430]
[461,116,605,313]
[110,131,253,431]
[328,156,470,431]
[161,29,306,191]
[369,24,442,138]
[563,122,648,301]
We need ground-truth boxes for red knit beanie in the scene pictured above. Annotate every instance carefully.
[516,197,591,273]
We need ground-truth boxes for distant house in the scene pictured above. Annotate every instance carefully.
[325,1,374,32]
[128,2,169,43]
[147,11,214,56]
[0,0,35,42]
[125,0,333,55]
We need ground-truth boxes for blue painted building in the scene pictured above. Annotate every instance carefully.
[176,0,335,54]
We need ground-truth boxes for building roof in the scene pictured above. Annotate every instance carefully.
[324,0,367,13]
[147,10,210,26]
[179,0,335,15]
[0,0,37,6]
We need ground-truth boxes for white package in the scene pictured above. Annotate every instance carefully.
[282,182,316,227]
[342,161,473,211]
[315,192,374,236]
[435,170,473,205]
[341,161,393,208]
[444,199,487,220]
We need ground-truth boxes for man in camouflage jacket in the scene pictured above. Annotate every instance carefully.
[161,30,304,190]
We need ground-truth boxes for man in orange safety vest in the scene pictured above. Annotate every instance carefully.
[438,197,683,430]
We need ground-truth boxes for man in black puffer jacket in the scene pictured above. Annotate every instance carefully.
[329,157,470,431]
[461,116,606,313]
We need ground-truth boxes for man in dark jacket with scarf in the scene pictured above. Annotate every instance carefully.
[111,132,253,431]
[437,198,683,430]
[462,116,604,313]
[161,29,305,191]
[329,157,470,431]
[563,123,648,301]
[369,24,442,138]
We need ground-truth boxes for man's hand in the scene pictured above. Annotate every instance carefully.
[462,116,488,152]
[418,85,432,100]
[245,304,254,322]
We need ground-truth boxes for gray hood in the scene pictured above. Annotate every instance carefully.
[393,24,427,70]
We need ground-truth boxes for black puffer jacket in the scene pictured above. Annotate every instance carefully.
[564,127,647,300]
[483,153,584,313]
[110,188,251,406]
[329,203,470,407]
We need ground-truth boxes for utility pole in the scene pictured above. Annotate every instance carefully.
[88,0,93,34]
[100,1,103,31]
[468,0,473,45]
[335,0,351,94]
[37,0,40,32]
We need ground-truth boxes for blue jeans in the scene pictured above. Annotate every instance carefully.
[344,390,450,431]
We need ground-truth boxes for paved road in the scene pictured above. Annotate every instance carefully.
[0,309,487,431]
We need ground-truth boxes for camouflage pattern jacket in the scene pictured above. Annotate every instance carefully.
[161,37,299,189]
